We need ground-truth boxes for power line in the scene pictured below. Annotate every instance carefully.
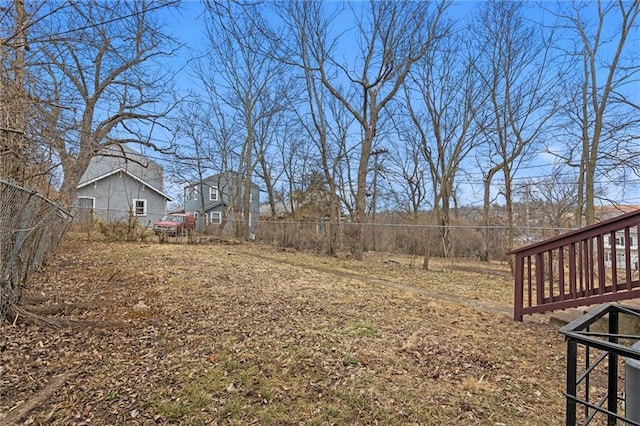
[55,1,180,37]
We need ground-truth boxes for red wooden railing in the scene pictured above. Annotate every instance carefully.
[512,209,640,321]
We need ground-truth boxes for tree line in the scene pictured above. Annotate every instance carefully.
[0,0,638,260]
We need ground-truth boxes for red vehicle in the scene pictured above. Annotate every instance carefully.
[153,213,196,236]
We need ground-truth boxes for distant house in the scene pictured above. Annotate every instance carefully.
[258,182,336,220]
[604,231,639,270]
[596,205,640,270]
[183,172,260,233]
[75,144,172,226]
[259,200,291,219]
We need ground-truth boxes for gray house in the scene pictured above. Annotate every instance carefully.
[76,144,172,226]
[183,172,260,234]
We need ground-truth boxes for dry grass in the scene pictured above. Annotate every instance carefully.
[0,236,567,425]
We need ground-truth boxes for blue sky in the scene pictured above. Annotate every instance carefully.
[150,1,640,208]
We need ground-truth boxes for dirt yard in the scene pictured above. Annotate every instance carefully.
[1,235,567,425]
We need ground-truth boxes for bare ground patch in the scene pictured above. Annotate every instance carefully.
[1,238,566,425]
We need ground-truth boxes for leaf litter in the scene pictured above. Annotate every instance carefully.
[0,236,567,425]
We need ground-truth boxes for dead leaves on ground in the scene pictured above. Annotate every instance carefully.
[1,238,566,425]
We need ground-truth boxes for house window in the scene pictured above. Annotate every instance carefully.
[616,236,625,246]
[133,199,147,216]
[185,186,199,201]
[209,186,219,201]
[77,197,95,223]
[78,196,95,210]
[210,211,222,224]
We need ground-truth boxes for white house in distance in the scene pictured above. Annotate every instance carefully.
[604,231,639,270]
[75,144,172,226]
[599,205,640,270]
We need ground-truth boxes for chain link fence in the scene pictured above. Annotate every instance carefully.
[0,178,72,320]
[254,219,575,262]
[254,220,489,256]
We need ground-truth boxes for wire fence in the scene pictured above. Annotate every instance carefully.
[70,205,576,267]
[253,219,576,262]
[0,178,72,320]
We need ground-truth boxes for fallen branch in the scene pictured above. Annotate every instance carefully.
[1,372,72,424]
[21,294,49,305]
[22,302,95,316]
[23,303,75,316]
[5,305,65,329]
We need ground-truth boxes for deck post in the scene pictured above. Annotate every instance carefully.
[514,252,524,321]
[535,252,545,305]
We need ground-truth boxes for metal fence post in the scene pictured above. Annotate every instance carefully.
[607,310,618,426]
[566,338,578,425]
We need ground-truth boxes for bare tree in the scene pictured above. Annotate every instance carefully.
[473,0,558,262]
[0,1,67,191]
[280,0,449,259]
[274,115,315,221]
[0,0,28,182]
[401,27,481,265]
[170,100,220,231]
[28,0,179,207]
[276,2,352,253]
[517,168,579,240]
[551,0,640,226]
[385,132,430,219]
[200,1,288,239]
[253,100,290,224]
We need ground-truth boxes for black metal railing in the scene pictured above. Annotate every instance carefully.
[560,303,640,425]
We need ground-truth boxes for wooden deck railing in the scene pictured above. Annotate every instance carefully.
[512,209,640,321]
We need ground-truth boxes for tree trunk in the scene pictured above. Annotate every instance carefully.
[422,245,430,270]
[440,191,451,257]
[353,124,374,260]
[2,0,28,183]
[503,166,515,273]
[481,169,498,262]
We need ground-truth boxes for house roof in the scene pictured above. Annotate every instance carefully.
[187,172,261,190]
[595,204,640,220]
[99,143,164,171]
[77,168,173,201]
[202,200,227,211]
[168,201,228,216]
[259,201,291,218]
